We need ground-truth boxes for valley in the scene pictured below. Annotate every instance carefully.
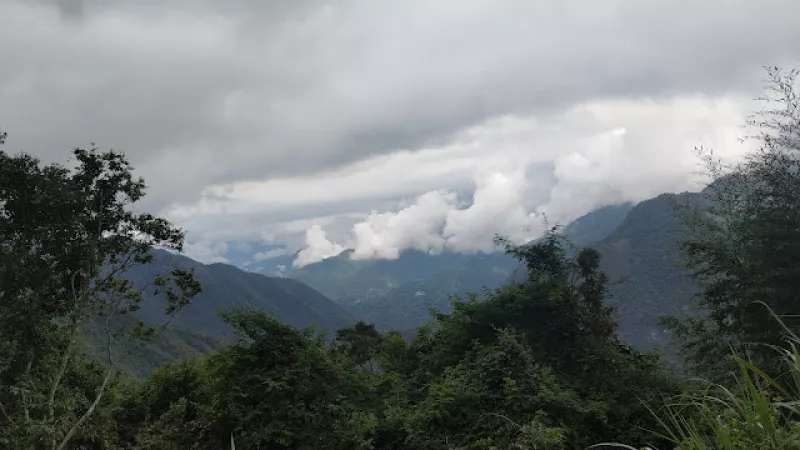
[103,191,700,376]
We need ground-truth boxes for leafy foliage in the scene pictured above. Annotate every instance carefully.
[334,321,384,369]
[0,139,200,448]
[120,309,376,450]
[377,232,680,449]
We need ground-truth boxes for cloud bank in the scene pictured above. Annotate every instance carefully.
[1,0,789,265]
[288,95,752,267]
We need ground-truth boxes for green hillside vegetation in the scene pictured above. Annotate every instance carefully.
[594,193,701,351]
[80,317,221,378]
[75,249,353,379]
[291,249,497,303]
[336,253,518,331]
[2,66,800,449]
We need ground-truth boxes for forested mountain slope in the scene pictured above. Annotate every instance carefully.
[80,317,222,377]
[126,249,356,338]
[291,249,483,303]
[338,252,519,330]
[594,193,701,350]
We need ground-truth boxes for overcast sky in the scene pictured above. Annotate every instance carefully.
[2,0,798,267]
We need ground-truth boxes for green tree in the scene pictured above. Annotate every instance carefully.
[334,321,384,370]
[117,358,213,449]
[668,67,800,379]
[375,231,679,449]
[0,140,200,449]
[126,309,377,449]
[403,328,567,450]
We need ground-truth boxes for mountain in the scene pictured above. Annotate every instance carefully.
[126,249,356,339]
[331,252,520,330]
[76,249,354,376]
[560,202,635,246]
[292,203,634,332]
[594,193,701,351]
[506,196,701,351]
[291,249,490,302]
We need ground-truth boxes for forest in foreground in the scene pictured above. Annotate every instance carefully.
[2,67,800,449]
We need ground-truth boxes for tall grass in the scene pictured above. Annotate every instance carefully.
[648,353,800,449]
[597,305,800,450]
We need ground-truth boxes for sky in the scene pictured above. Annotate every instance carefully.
[2,0,799,268]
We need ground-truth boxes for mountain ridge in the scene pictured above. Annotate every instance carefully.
[125,249,356,339]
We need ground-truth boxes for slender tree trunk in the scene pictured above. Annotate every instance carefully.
[22,354,33,422]
[53,302,112,450]
[48,322,80,449]
[48,325,78,421]
[53,365,113,450]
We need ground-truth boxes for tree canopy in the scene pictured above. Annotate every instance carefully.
[0,140,200,449]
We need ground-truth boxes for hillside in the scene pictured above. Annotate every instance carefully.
[338,252,519,330]
[80,317,222,378]
[508,196,701,351]
[126,249,356,339]
[291,249,485,302]
[594,193,701,351]
[560,202,635,247]
[289,196,700,353]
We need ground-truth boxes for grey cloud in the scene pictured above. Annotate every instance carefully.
[2,0,799,215]
[42,0,326,21]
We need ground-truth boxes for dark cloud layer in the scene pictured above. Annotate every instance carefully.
[2,1,799,263]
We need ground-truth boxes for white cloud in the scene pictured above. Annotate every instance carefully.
[183,240,229,264]
[252,247,289,262]
[351,190,457,260]
[540,96,752,220]
[342,170,541,262]
[444,171,540,253]
[293,225,345,267]
[293,169,541,267]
